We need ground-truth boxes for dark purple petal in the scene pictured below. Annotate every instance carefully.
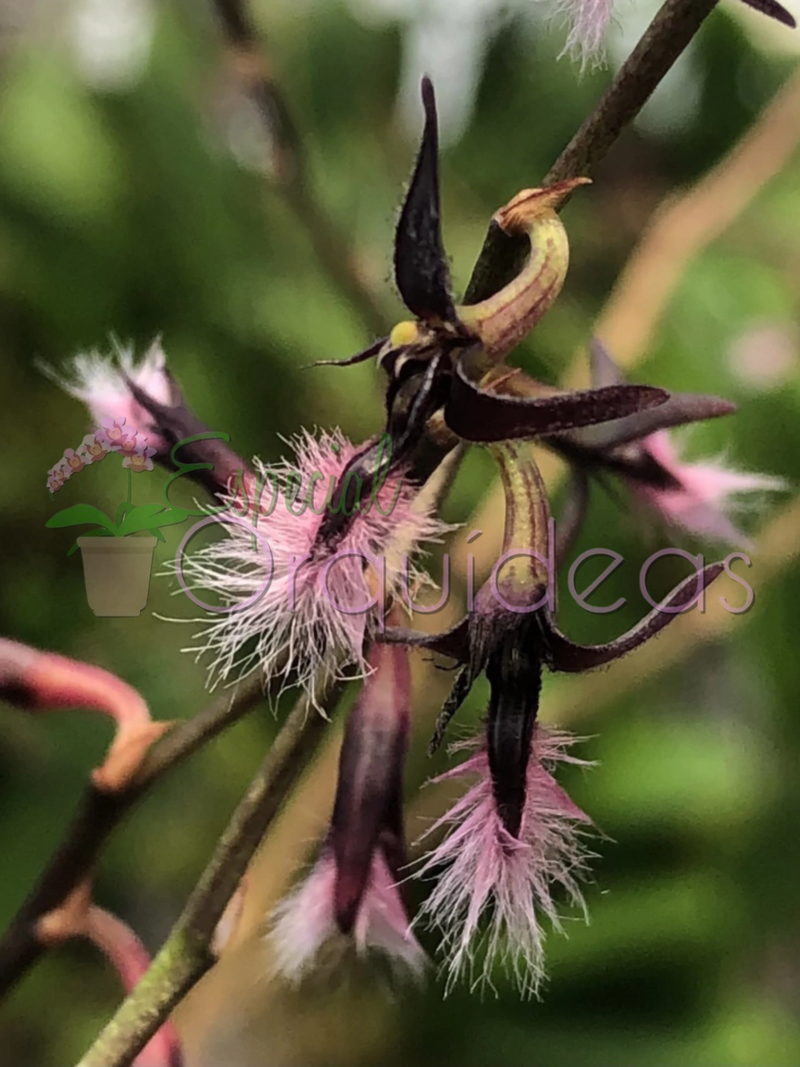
[394,77,455,323]
[429,608,543,754]
[125,374,251,496]
[542,562,725,672]
[574,338,738,448]
[557,392,737,451]
[316,355,451,547]
[331,644,410,933]
[445,355,669,442]
[387,351,452,455]
[738,0,796,25]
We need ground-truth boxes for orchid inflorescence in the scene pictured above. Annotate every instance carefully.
[46,417,156,494]
[44,407,190,552]
[50,77,784,997]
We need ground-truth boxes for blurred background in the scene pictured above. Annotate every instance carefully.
[1,0,800,1064]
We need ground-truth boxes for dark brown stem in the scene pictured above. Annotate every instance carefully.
[464,0,720,305]
[0,674,265,1000]
[75,685,336,1067]
[210,0,387,335]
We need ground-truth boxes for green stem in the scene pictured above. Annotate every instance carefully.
[0,674,268,1001]
[74,682,337,1067]
[464,0,720,305]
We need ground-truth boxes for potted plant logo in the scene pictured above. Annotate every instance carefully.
[46,419,188,617]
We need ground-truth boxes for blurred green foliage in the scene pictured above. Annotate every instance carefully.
[1,1,799,1065]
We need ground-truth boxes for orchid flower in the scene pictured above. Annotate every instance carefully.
[86,347,453,702]
[382,439,724,991]
[63,447,88,474]
[546,339,787,547]
[47,460,69,493]
[97,416,134,452]
[117,433,141,457]
[78,432,112,464]
[122,442,157,473]
[172,428,452,703]
[42,340,177,453]
[271,642,425,980]
[318,78,671,510]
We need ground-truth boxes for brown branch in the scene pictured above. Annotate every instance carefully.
[210,0,387,336]
[0,673,265,1000]
[75,683,337,1067]
[464,0,720,305]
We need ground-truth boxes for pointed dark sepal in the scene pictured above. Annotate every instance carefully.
[331,643,410,934]
[738,0,796,26]
[542,561,726,673]
[445,354,669,442]
[394,77,456,323]
[580,338,738,448]
[561,391,737,451]
[306,336,387,369]
[428,589,540,753]
[125,374,252,496]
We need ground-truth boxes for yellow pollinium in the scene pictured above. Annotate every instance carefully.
[458,176,591,366]
[389,320,420,348]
